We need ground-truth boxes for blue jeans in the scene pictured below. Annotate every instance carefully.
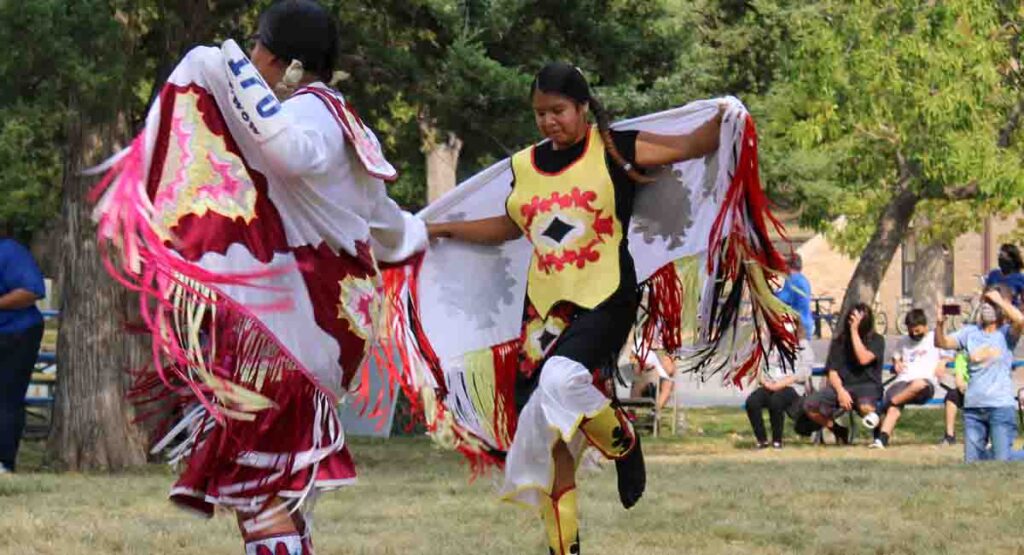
[963,406,1024,462]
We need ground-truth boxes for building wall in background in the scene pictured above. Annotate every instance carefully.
[795,214,1023,335]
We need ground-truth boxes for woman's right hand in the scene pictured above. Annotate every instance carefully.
[426,222,451,240]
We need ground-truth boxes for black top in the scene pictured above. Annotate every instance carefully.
[825,334,886,389]
[512,129,642,296]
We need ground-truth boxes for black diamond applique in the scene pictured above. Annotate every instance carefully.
[542,217,575,243]
[538,329,558,351]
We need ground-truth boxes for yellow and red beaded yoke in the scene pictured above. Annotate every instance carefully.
[507,126,624,319]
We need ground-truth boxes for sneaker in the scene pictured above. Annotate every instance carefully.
[0,464,9,474]
[832,425,850,445]
[755,441,770,450]
[771,441,783,450]
[862,412,880,429]
[939,435,956,446]
[869,438,886,449]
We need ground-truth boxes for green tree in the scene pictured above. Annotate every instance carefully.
[29,0,252,471]
[319,0,696,205]
[756,0,1024,317]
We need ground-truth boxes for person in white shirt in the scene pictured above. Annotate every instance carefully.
[870,309,949,448]
[629,346,678,411]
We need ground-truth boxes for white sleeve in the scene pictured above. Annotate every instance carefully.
[367,179,428,263]
[255,95,337,179]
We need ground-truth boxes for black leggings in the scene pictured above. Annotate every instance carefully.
[745,386,800,444]
[0,324,44,470]
[515,286,638,412]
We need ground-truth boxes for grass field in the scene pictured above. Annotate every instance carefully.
[3,408,1024,555]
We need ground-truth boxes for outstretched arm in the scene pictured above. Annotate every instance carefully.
[633,107,724,168]
[427,215,522,246]
[934,316,959,350]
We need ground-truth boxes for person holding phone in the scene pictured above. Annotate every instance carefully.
[935,285,1024,462]
[803,303,886,444]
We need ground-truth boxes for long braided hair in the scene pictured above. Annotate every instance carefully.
[531,63,654,184]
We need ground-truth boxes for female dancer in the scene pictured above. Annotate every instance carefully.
[95,2,425,553]
[426,63,725,554]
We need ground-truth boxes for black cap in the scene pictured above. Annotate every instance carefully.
[257,0,339,79]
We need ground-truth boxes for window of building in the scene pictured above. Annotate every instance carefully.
[901,237,954,298]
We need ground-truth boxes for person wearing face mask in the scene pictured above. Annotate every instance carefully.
[92,2,427,553]
[869,309,950,449]
[802,303,886,444]
[935,285,1024,462]
[986,244,1024,307]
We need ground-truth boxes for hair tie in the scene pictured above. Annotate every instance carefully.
[274,59,305,100]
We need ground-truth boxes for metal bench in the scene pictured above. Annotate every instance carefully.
[809,360,1024,443]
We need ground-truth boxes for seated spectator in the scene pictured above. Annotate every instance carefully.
[986,244,1024,307]
[0,235,46,474]
[939,352,969,446]
[803,303,885,444]
[870,309,949,449]
[745,320,815,449]
[629,347,678,412]
[935,286,1024,462]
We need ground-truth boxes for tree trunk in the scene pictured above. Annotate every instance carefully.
[839,187,919,319]
[910,241,947,325]
[419,117,463,203]
[47,98,148,471]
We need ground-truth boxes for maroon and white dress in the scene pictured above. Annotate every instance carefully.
[94,40,425,530]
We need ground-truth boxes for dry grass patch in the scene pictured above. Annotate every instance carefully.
[2,408,1023,554]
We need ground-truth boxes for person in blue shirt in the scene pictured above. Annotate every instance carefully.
[985,243,1024,307]
[0,236,46,473]
[777,253,814,340]
[935,285,1024,462]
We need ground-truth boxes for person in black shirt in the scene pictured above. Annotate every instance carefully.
[804,302,886,444]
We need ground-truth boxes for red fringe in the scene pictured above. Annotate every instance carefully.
[491,339,522,451]
[700,114,798,385]
[351,261,426,429]
[642,263,684,354]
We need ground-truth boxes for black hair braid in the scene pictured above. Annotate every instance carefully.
[588,96,654,184]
